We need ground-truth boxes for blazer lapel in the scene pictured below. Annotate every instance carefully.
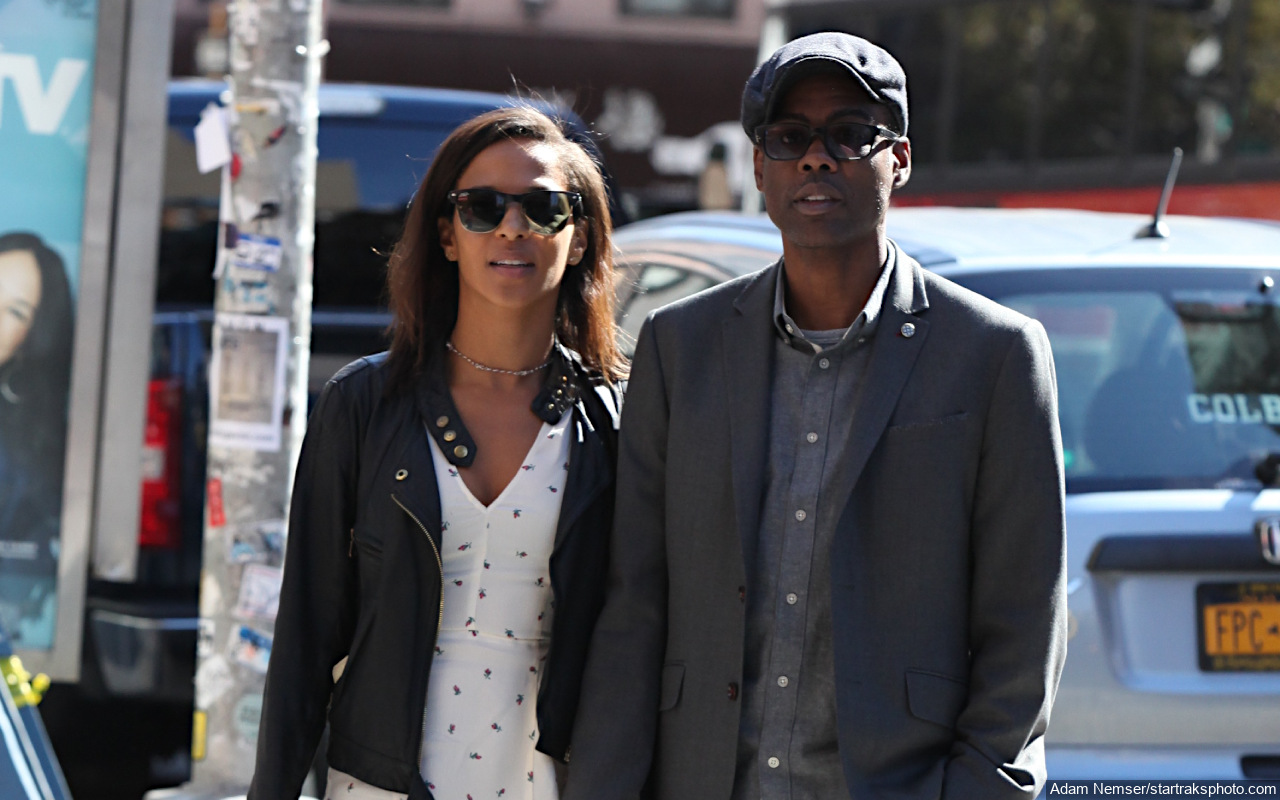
[837,248,931,495]
[723,262,780,569]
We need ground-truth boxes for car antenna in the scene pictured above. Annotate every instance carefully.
[1136,147,1183,239]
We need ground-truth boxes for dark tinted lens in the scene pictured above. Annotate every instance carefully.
[826,123,878,159]
[764,124,813,159]
[522,191,573,235]
[455,189,506,232]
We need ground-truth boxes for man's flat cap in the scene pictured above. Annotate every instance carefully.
[741,31,909,139]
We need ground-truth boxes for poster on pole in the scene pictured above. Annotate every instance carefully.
[0,0,100,651]
[208,313,289,452]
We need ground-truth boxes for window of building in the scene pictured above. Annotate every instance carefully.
[621,0,733,20]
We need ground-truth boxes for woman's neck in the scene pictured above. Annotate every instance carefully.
[447,304,557,388]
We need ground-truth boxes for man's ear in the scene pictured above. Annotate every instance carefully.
[753,145,765,192]
[438,216,457,261]
[891,138,912,190]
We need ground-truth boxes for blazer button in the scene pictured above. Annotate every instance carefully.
[727,682,739,701]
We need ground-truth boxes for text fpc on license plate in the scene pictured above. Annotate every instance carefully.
[1198,581,1280,671]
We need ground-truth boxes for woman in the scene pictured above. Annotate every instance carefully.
[0,232,74,648]
[250,106,626,800]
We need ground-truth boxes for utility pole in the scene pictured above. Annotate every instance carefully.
[167,1,326,797]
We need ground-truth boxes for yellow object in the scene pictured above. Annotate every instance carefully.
[192,710,208,761]
[1,655,48,707]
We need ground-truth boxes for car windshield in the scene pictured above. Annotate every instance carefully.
[956,268,1280,493]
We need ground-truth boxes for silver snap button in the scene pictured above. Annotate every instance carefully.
[394,469,408,481]
[806,432,818,443]
[901,322,916,338]
[818,358,830,369]
[777,675,789,688]
[786,593,798,605]
[794,509,807,522]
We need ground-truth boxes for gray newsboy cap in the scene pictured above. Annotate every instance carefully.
[741,31,909,139]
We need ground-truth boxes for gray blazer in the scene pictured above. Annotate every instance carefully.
[565,248,1068,800]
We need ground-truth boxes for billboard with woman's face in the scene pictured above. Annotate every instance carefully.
[0,0,99,650]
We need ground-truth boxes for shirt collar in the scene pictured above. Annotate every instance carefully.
[417,340,581,468]
[771,244,896,351]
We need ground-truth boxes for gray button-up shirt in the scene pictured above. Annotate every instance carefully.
[732,250,894,800]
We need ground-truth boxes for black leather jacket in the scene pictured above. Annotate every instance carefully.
[249,344,621,800]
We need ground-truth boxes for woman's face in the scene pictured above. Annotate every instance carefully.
[438,138,587,320]
[0,249,42,368]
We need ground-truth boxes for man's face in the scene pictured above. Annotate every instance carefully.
[753,70,911,254]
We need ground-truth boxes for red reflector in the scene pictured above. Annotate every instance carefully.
[139,379,182,548]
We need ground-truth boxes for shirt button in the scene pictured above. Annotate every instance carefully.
[786,592,798,605]
[794,509,807,521]
[777,675,789,688]
[768,756,781,769]
[805,432,818,443]
[818,357,830,369]
[785,323,794,334]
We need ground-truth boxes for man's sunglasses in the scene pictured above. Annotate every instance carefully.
[447,188,582,236]
[754,121,902,162]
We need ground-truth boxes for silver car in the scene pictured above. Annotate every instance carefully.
[613,207,1280,781]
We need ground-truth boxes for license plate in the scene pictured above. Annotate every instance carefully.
[1197,582,1280,671]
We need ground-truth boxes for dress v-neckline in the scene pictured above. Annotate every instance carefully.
[432,420,554,512]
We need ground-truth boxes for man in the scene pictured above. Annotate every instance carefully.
[565,32,1067,800]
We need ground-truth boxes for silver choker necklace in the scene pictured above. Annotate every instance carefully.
[446,340,553,377]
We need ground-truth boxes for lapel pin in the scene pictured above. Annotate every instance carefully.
[900,322,916,338]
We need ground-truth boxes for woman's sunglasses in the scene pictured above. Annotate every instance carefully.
[447,188,583,236]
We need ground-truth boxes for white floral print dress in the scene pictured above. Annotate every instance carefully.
[326,410,569,800]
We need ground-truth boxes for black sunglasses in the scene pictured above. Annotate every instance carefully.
[754,121,902,162]
[447,188,582,236]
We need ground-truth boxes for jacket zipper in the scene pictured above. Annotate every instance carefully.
[391,493,444,776]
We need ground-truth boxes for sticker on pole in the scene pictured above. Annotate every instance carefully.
[233,693,264,745]
[229,624,272,674]
[208,313,290,452]
[194,103,232,174]
[226,519,285,564]
[231,233,283,272]
[233,564,282,621]
[206,478,227,528]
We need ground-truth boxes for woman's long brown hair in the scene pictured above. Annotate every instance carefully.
[384,105,627,393]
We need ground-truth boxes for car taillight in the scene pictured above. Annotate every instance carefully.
[139,378,182,549]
